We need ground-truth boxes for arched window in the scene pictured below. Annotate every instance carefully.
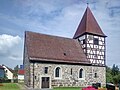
[79,68,83,78]
[94,73,97,78]
[55,67,60,77]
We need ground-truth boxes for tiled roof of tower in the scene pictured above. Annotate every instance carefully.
[25,31,90,65]
[73,7,106,39]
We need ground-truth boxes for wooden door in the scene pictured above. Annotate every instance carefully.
[41,77,49,88]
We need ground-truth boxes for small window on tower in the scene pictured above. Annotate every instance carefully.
[94,38,99,45]
[94,54,97,58]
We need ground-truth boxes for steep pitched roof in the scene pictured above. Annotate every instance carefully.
[73,7,106,39]
[2,65,13,73]
[25,31,90,65]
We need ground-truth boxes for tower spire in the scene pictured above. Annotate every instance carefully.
[73,6,106,39]
[87,2,89,6]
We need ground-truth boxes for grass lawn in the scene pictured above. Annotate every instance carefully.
[0,83,20,90]
[0,83,84,90]
[53,87,82,90]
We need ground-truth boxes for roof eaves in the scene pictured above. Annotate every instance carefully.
[29,57,91,65]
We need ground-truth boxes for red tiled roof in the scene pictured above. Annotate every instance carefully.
[73,7,106,38]
[18,70,24,75]
[25,31,90,65]
[0,65,4,69]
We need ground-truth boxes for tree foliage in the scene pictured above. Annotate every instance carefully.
[13,65,19,78]
[111,64,119,76]
[106,64,120,85]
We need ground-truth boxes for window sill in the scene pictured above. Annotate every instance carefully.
[78,78,85,80]
[54,77,62,79]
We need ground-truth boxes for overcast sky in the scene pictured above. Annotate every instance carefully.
[0,0,120,69]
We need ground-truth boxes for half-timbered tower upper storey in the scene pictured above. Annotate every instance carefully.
[73,7,107,66]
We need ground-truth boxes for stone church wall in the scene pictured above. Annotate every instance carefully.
[24,46,31,87]
[28,62,106,89]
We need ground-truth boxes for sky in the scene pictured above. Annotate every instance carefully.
[0,0,120,69]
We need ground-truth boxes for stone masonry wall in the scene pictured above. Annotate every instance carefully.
[24,45,30,87]
[29,62,106,89]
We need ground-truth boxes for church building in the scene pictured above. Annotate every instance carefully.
[23,7,106,89]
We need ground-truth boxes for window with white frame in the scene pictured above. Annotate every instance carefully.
[79,68,85,79]
[94,73,98,78]
[54,67,62,79]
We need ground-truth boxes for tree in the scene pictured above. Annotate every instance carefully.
[13,65,19,78]
[113,74,120,85]
[111,64,119,76]
[106,72,113,83]
[106,66,113,83]
[106,64,120,86]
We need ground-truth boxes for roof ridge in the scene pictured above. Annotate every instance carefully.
[25,31,73,40]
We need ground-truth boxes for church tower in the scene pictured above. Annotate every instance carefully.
[73,7,107,66]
